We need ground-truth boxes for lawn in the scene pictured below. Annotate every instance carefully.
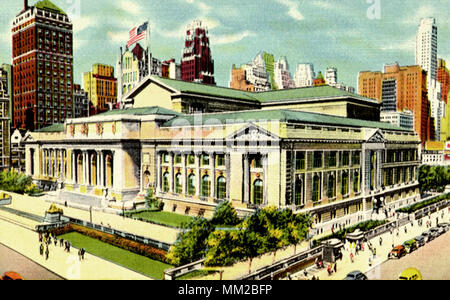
[59,232,173,279]
[127,210,195,228]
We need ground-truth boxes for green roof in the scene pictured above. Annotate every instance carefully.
[153,76,260,102]
[34,0,66,15]
[97,106,181,117]
[152,76,375,104]
[163,108,407,132]
[36,123,64,133]
[253,85,376,103]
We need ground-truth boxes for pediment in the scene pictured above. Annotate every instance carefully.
[365,129,387,143]
[228,123,280,141]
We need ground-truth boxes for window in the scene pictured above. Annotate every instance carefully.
[294,178,303,205]
[187,174,196,196]
[327,174,336,198]
[201,154,210,166]
[162,172,170,192]
[251,156,263,168]
[216,177,226,200]
[342,151,350,166]
[216,154,225,167]
[253,180,264,205]
[295,152,305,170]
[312,174,321,202]
[313,152,323,169]
[174,154,182,165]
[161,153,169,164]
[328,152,337,167]
[175,173,182,194]
[353,170,360,193]
[352,151,360,165]
[341,171,349,195]
[187,154,195,165]
[201,175,210,197]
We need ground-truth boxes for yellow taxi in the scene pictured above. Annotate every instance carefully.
[398,268,422,280]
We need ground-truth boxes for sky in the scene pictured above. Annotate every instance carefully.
[0,0,449,90]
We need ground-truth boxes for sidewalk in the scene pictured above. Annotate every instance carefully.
[0,214,151,280]
[5,192,180,245]
[293,208,449,280]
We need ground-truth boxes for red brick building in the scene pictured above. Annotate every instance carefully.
[12,0,73,131]
[181,20,215,85]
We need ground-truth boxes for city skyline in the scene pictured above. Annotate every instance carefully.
[0,0,448,90]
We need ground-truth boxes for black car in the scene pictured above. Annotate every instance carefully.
[437,222,449,232]
[421,231,433,242]
[344,271,368,280]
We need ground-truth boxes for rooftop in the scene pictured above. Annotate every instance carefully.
[162,108,408,132]
[96,106,181,117]
[34,0,67,15]
[36,123,65,133]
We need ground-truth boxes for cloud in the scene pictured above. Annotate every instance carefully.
[118,0,143,16]
[400,5,437,25]
[380,35,416,52]
[276,0,304,21]
[310,0,333,9]
[72,16,97,33]
[107,31,130,43]
[211,30,255,45]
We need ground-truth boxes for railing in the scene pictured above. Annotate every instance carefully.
[163,259,205,280]
[61,215,172,251]
[235,246,323,281]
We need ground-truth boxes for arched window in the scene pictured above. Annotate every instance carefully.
[187,174,196,196]
[162,172,170,192]
[294,178,303,205]
[312,174,321,202]
[253,179,264,205]
[216,176,226,200]
[327,174,336,199]
[201,175,210,197]
[175,173,182,194]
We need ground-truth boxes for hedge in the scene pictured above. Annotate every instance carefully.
[50,223,168,263]
[396,193,450,214]
[312,219,388,247]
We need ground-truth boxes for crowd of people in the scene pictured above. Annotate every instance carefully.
[37,231,86,262]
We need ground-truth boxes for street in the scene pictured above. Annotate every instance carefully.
[0,242,63,280]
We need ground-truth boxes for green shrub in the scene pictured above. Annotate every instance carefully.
[211,200,240,226]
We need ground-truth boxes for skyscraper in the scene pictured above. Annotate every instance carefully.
[181,20,215,85]
[325,67,337,85]
[12,0,73,131]
[294,63,315,88]
[273,56,295,90]
[416,18,438,82]
[358,63,433,145]
[83,64,117,114]
[0,66,10,170]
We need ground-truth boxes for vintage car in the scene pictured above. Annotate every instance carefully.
[388,245,407,259]
[414,236,425,247]
[344,270,367,280]
[398,268,422,280]
[402,239,418,253]
[1,272,23,280]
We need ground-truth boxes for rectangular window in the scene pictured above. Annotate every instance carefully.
[328,151,337,167]
[313,152,323,169]
[216,154,225,167]
[352,151,360,165]
[295,152,305,170]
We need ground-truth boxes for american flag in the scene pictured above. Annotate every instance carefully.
[127,22,148,48]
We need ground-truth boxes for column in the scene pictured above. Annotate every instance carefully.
[169,152,174,193]
[225,153,231,200]
[99,151,105,187]
[53,149,57,178]
[182,153,187,195]
[156,152,162,193]
[96,151,101,186]
[83,151,88,185]
[210,153,215,198]
[71,151,76,184]
[195,153,201,197]
[243,153,250,204]
[263,154,268,205]
[42,150,46,177]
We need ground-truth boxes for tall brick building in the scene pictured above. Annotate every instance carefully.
[12,0,73,131]
[358,63,433,145]
[180,20,215,85]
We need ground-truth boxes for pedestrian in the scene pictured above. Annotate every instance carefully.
[45,246,49,260]
[39,243,44,256]
[350,252,354,263]
[67,241,71,253]
[38,232,42,243]
[404,226,407,234]
[333,262,337,273]
[81,248,85,260]
[60,238,64,247]
[54,237,57,247]
[78,249,82,261]
[327,264,332,276]
[368,256,372,267]
[379,236,383,246]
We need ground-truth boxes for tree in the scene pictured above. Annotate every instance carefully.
[165,217,214,266]
[205,230,240,267]
[210,200,240,226]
